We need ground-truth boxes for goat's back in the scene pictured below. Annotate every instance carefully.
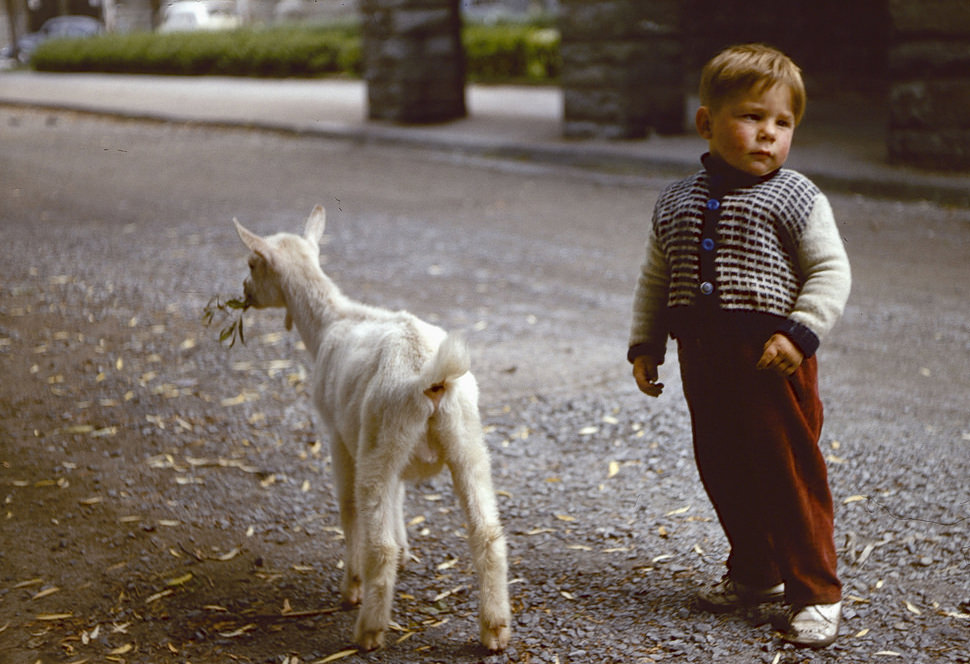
[310,308,469,456]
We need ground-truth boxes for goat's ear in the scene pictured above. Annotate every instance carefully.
[234,218,272,261]
[304,205,326,247]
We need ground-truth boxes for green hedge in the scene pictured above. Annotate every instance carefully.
[31,23,560,83]
[31,25,362,77]
[463,24,560,82]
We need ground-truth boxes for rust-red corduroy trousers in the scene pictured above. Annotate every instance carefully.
[677,335,842,607]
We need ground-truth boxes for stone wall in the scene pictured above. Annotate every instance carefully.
[559,0,683,138]
[683,0,889,94]
[888,0,970,170]
[361,0,466,124]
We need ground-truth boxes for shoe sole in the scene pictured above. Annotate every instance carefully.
[696,592,785,613]
[780,631,838,649]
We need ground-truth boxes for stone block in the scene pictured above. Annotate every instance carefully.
[889,41,970,77]
[890,81,970,129]
[889,128,970,170]
[560,0,680,40]
[889,0,970,36]
[362,0,465,124]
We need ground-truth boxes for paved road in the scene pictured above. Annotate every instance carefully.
[1,107,968,663]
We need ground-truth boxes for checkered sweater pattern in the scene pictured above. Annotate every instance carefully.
[629,165,851,362]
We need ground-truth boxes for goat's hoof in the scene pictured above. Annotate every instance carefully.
[397,546,411,570]
[355,627,386,652]
[340,582,362,608]
[481,623,511,652]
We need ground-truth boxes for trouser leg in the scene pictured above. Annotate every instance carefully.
[678,337,841,605]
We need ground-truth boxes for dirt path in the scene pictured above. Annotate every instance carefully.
[1,108,968,663]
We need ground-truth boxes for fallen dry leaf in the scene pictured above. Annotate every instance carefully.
[31,586,60,600]
[436,557,459,571]
[218,623,257,638]
[904,600,922,616]
[145,589,174,604]
[311,649,359,664]
[433,585,465,602]
[166,573,193,587]
[216,547,241,562]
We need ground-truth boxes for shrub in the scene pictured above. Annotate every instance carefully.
[30,22,558,83]
[463,23,560,82]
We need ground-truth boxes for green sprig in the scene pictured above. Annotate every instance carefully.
[203,296,252,348]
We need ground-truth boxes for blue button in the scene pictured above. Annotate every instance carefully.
[706,199,720,211]
[700,281,714,295]
[701,238,715,251]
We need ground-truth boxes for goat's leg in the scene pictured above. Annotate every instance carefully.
[447,416,511,651]
[393,481,410,569]
[353,470,403,651]
[331,438,362,606]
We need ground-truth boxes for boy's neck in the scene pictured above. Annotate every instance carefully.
[701,152,781,195]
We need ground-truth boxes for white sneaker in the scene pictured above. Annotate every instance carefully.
[697,576,785,613]
[779,601,842,648]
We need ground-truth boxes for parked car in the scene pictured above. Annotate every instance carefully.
[158,1,241,33]
[1,15,103,64]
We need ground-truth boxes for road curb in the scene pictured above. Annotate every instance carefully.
[3,98,968,207]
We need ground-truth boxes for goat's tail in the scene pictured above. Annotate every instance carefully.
[422,334,470,406]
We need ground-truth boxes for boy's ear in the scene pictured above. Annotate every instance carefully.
[695,106,713,140]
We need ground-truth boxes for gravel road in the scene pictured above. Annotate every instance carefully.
[1,108,968,664]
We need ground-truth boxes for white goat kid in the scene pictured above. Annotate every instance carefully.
[233,206,511,652]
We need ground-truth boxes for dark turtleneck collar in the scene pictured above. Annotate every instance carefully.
[701,152,781,198]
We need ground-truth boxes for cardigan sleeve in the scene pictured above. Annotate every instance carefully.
[628,221,672,363]
[787,193,852,346]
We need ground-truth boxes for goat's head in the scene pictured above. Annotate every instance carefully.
[233,206,327,329]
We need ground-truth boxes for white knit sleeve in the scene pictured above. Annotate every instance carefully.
[789,193,851,341]
[629,227,671,359]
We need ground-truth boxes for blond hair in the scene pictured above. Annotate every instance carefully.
[699,44,806,125]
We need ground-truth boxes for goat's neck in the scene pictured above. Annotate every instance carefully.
[279,261,345,354]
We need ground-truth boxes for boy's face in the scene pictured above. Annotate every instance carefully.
[696,83,796,177]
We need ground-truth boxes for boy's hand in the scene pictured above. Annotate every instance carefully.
[633,355,664,397]
[758,333,804,377]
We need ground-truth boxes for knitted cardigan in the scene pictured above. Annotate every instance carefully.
[628,155,851,364]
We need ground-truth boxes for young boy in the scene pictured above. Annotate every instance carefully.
[628,44,851,648]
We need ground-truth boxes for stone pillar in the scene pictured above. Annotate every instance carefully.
[361,0,466,124]
[112,0,154,32]
[888,0,970,170]
[560,0,684,139]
